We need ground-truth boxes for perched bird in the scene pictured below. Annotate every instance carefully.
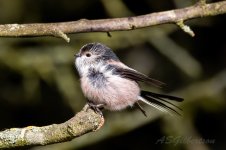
[75,43,183,116]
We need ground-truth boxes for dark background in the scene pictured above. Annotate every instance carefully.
[0,0,226,150]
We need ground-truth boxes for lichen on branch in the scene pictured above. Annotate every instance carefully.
[0,105,104,149]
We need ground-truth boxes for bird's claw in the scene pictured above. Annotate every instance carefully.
[87,102,104,117]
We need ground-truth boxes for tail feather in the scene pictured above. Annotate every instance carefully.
[139,90,184,115]
[149,95,182,111]
[141,91,184,102]
[138,96,169,113]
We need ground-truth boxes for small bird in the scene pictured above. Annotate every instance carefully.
[75,43,183,116]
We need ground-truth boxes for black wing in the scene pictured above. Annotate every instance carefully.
[113,66,165,87]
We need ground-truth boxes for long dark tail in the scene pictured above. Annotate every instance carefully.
[139,90,184,115]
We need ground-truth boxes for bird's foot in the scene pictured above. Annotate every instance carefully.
[84,102,105,131]
[86,102,105,117]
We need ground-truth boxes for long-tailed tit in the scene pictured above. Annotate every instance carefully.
[75,43,183,116]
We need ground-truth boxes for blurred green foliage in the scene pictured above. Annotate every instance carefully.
[0,0,226,150]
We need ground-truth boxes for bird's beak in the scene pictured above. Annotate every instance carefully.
[74,53,80,58]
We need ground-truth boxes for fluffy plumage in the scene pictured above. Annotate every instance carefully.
[75,43,184,116]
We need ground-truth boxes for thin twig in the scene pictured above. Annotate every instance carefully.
[176,20,195,37]
[0,1,225,40]
[0,105,104,149]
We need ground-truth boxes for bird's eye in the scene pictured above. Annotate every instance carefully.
[85,53,91,57]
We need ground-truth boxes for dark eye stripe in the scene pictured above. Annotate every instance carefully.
[81,43,94,52]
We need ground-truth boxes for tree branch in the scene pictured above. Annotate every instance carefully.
[0,1,225,41]
[0,105,104,149]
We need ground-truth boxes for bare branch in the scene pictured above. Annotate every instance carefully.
[0,1,225,39]
[0,105,104,149]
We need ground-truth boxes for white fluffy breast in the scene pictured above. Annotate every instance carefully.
[80,64,140,111]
